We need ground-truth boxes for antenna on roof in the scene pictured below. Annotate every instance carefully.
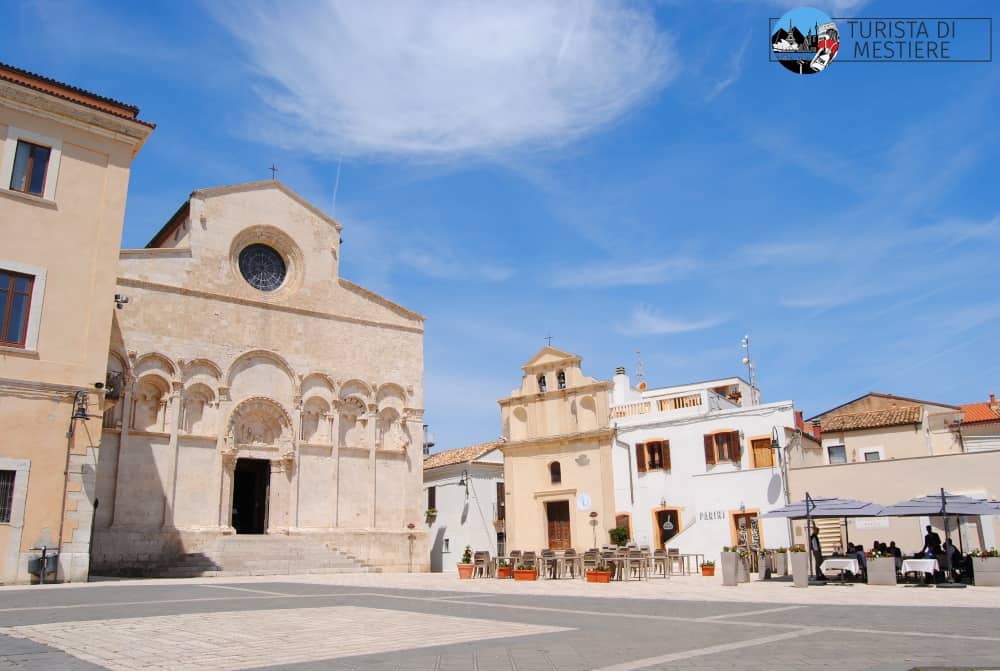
[635,350,646,390]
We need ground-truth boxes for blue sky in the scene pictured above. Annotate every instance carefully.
[7,0,998,453]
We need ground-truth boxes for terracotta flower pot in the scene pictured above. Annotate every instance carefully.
[513,569,538,581]
[586,570,612,583]
[701,564,715,577]
[457,563,475,579]
[496,565,513,579]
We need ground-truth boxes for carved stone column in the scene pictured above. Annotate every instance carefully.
[162,381,184,530]
[219,449,237,530]
[290,395,302,531]
[110,379,134,528]
[368,403,378,528]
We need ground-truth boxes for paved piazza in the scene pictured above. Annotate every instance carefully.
[1,574,999,670]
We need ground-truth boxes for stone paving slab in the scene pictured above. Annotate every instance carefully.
[1,576,999,670]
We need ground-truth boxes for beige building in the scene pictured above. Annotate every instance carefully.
[788,393,1000,554]
[0,64,153,583]
[499,347,615,552]
[91,181,428,574]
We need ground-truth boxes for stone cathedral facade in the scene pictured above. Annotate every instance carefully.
[91,181,428,574]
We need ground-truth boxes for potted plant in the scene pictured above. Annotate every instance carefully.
[609,526,630,547]
[789,544,809,588]
[496,559,513,579]
[866,550,896,586]
[457,545,474,579]
[586,562,612,583]
[513,563,538,581]
[700,560,715,577]
[720,546,739,586]
[425,508,438,525]
[971,547,1000,586]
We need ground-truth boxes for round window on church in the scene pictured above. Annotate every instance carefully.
[238,244,286,292]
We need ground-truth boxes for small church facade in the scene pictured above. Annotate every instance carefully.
[92,181,428,574]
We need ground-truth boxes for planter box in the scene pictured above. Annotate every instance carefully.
[457,563,474,580]
[791,552,810,588]
[773,552,788,576]
[867,557,897,585]
[586,570,612,583]
[701,565,715,577]
[973,557,1000,586]
[513,569,538,581]
[721,552,739,586]
[496,565,513,579]
[736,557,750,583]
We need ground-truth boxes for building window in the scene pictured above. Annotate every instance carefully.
[703,431,741,465]
[427,486,436,510]
[557,370,566,390]
[635,440,671,472]
[862,449,882,462]
[0,270,33,348]
[9,140,51,196]
[443,538,450,553]
[0,470,14,523]
[538,374,547,392]
[496,482,505,520]
[827,445,847,464]
[751,438,774,468]
[238,244,286,292]
[549,461,561,484]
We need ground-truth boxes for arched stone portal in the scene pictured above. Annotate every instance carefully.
[221,397,295,533]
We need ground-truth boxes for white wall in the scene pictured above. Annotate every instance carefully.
[424,462,502,572]
[613,401,795,563]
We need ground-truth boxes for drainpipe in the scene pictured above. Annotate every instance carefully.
[612,425,635,506]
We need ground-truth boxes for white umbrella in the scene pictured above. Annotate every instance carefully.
[878,488,1000,585]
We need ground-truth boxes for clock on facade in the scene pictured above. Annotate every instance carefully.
[238,244,286,292]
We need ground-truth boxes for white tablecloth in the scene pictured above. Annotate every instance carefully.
[901,558,939,573]
[820,558,860,574]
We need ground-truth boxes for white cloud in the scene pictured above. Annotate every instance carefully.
[397,249,512,282]
[210,0,675,158]
[550,257,697,288]
[620,305,724,336]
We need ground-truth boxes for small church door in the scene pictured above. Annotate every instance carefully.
[545,500,572,550]
[233,458,270,534]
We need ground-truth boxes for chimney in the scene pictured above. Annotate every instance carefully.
[810,419,822,441]
[990,393,996,405]
[795,410,804,431]
[612,366,631,406]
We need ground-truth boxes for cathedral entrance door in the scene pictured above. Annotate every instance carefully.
[233,458,270,534]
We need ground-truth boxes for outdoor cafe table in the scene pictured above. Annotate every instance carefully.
[677,553,705,575]
[901,558,939,584]
[820,557,860,581]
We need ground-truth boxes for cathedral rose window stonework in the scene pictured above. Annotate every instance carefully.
[238,243,287,292]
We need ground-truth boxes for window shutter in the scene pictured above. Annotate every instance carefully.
[730,431,742,462]
[663,441,671,471]
[635,443,647,472]
[704,435,716,465]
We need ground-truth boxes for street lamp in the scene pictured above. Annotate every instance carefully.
[740,335,758,406]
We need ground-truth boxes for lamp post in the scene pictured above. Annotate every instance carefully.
[589,511,599,548]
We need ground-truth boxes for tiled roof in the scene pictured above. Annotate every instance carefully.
[423,440,503,470]
[822,405,922,432]
[0,62,154,127]
[962,402,1000,424]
